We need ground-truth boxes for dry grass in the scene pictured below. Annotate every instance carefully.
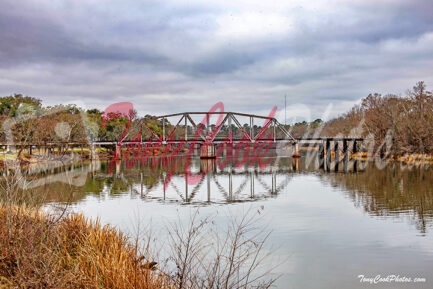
[397,153,433,165]
[0,204,173,289]
[1,169,277,289]
[350,152,369,161]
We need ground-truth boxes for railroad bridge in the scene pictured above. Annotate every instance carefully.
[101,111,364,171]
[0,111,364,172]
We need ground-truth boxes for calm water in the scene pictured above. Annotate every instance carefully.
[34,149,433,288]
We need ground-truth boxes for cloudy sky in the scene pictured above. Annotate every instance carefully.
[1,0,432,122]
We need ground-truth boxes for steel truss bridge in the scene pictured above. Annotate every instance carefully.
[123,111,296,145]
[92,111,364,148]
[91,111,364,163]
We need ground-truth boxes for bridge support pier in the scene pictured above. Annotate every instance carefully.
[353,140,358,172]
[292,142,300,158]
[343,140,349,172]
[334,141,340,171]
[318,143,325,170]
[200,143,217,159]
[292,157,299,171]
[317,138,362,172]
[326,139,331,172]
[315,138,363,172]
[200,158,217,173]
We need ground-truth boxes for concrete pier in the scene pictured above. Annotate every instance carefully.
[292,142,301,158]
[200,143,217,159]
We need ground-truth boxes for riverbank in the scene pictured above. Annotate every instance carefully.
[0,204,172,289]
[0,201,276,289]
[298,145,433,165]
[2,147,433,171]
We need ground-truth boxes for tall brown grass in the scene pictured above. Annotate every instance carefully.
[0,204,173,289]
[1,170,278,289]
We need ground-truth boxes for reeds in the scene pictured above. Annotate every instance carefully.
[1,169,277,288]
[0,204,173,289]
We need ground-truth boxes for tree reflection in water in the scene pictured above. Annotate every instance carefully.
[4,153,433,234]
[323,162,433,234]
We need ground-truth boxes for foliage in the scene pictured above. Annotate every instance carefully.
[166,208,277,289]
[325,163,433,234]
[320,81,433,155]
[0,94,42,117]
[0,205,173,289]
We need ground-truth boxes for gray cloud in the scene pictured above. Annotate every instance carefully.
[1,0,432,121]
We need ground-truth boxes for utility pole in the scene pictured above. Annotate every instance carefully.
[284,94,287,126]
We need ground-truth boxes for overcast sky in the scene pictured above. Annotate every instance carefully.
[1,0,432,122]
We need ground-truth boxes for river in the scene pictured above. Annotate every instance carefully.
[28,148,433,288]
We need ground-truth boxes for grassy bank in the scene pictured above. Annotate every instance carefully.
[0,204,172,289]
[0,202,276,289]
[0,159,277,288]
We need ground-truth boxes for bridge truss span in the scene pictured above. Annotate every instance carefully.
[147,111,296,145]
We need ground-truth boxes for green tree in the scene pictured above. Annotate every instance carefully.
[0,94,42,116]
[86,109,103,141]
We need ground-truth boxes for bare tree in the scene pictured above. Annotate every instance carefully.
[167,208,278,289]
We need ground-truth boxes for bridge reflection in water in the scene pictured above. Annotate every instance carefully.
[120,151,367,204]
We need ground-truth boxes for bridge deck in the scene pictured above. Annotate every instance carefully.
[0,138,364,146]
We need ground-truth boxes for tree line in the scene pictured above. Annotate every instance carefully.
[0,96,285,147]
[233,81,432,157]
[0,95,148,146]
[290,81,433,156]
[1,81,432,156]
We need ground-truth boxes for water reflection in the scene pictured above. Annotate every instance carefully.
[324,162,433,234]
[113,156,299,204]
[91,152,365,203]
[4,150,433,233]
